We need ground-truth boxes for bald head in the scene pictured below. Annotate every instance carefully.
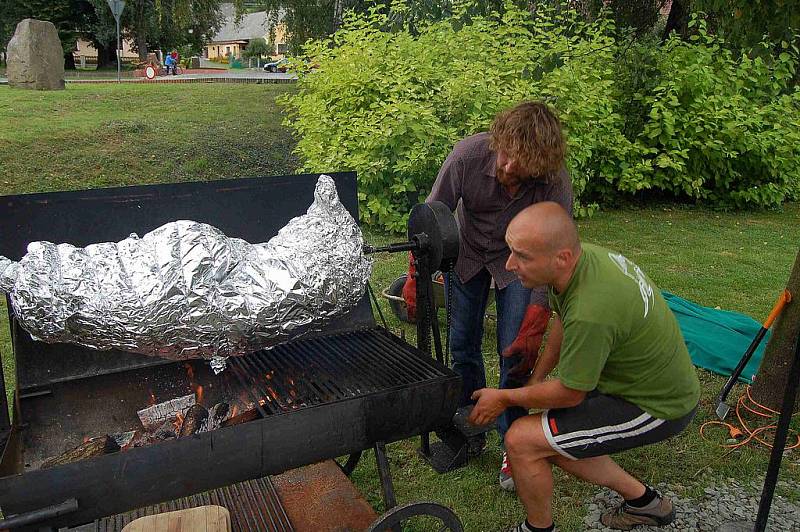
[509,202,579,253]
[505,202,581,290]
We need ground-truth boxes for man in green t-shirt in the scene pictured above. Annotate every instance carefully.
[468,202,700,532]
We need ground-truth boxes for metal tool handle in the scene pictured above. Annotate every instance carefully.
[0,498,79,529]
[718,289,793,404]
[763,289,791,329]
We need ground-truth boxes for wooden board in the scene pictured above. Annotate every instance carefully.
[272,460,378,531]
[121,505,231,532]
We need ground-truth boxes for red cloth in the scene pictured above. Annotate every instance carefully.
[502,304,551,378]
[402,253,417,323]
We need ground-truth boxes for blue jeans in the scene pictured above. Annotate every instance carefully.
[445,268,530,441]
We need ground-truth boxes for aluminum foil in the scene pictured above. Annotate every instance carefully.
[0,175,372,370]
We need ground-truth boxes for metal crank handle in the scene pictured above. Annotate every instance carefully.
[0,498,79,529]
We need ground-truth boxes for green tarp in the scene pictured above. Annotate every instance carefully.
[663,291,768,383]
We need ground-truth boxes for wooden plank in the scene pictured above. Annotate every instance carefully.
[206,505,231,532]
[272,460,377,531]
[121,506,230,532]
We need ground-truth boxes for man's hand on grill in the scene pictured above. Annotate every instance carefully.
[468,388,507,426]
[502,304,551,379]
[402,253,417,323]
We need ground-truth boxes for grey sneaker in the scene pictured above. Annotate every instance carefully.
[600,494,675,530]
[499,451,515,491]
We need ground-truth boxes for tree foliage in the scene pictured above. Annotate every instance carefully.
[238,0,511,54]
[0,0,96,58]
[0,0,223,66]
[282,4,800,231]
[243,36,270,57]
[693,0,800,50]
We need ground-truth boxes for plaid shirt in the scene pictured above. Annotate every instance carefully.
[426,132,573,307]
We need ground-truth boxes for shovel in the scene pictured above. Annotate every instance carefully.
[715,289,792,420]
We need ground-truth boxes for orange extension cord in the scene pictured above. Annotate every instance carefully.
[700,386,800,450]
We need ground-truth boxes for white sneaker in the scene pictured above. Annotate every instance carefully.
[499,451,515,491]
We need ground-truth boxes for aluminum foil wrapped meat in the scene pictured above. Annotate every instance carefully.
[0,175,372,371]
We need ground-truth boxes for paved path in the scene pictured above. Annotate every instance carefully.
[1,70,295,85]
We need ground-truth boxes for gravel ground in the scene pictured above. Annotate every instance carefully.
[581,480,800,531]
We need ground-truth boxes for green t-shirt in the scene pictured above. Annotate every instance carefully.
[549,243,700,420]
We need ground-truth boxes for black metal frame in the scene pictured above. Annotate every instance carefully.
[753,333,800,531]
[0,173,463,530]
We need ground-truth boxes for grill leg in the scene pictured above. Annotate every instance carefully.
[374,441,401,531]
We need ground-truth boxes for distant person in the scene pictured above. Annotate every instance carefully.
[170,51,179,74]
[164,53,175,75]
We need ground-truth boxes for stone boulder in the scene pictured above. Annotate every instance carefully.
[7,19,65,90]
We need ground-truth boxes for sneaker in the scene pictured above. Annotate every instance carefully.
[600,494,675,530]
[506,522,557,532]
[499,451,515,491]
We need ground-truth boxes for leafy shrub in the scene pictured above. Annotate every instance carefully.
[282,4,800,231]
[635,18,800,207]
[283,4,638,229]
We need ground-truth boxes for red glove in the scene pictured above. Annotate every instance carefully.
[402,253,417,323]
[502,304,551,378]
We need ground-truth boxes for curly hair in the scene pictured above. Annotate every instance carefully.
[488,101,566,179]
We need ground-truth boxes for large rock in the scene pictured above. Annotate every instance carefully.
[7,19,65,90]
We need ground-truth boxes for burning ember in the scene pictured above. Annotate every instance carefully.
[37,355,309,470]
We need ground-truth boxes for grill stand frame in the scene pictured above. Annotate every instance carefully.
[413,237,475,474]
[0,174,466,530]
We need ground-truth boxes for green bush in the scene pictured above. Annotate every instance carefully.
[633,18,800,207]
[282,4,800,231]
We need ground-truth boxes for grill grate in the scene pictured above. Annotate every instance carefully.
[229,327,448,415]
[87,476,292,532]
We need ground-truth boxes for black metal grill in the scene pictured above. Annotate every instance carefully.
[0,173,462,531]
[229,328,448,415]
[90,476,292,532]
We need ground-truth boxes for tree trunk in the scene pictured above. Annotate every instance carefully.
[64,51,76,70]
[332,0,345,33]
[134,0,150,61]
[662,0,689,41]
[136,34,149,61]
[96,42,116,69]
[751,249,800,412]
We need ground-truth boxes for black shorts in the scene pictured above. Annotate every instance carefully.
[542,391,697,460]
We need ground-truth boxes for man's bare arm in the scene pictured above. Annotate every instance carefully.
[505,378,584,411]
[529,314,563,384]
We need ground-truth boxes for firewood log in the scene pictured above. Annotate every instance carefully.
[179,404,209,437]
[41,435,120,469]
[206,402,230,430]
[220,408,260,428]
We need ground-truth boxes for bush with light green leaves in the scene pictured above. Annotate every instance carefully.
[634,17,800,208]
[282,4,800,231]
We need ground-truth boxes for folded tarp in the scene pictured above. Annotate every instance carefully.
[663,291,768,383]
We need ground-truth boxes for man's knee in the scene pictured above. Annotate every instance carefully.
[505,415,552,457]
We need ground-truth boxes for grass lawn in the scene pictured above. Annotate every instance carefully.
[1,83,799,530]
